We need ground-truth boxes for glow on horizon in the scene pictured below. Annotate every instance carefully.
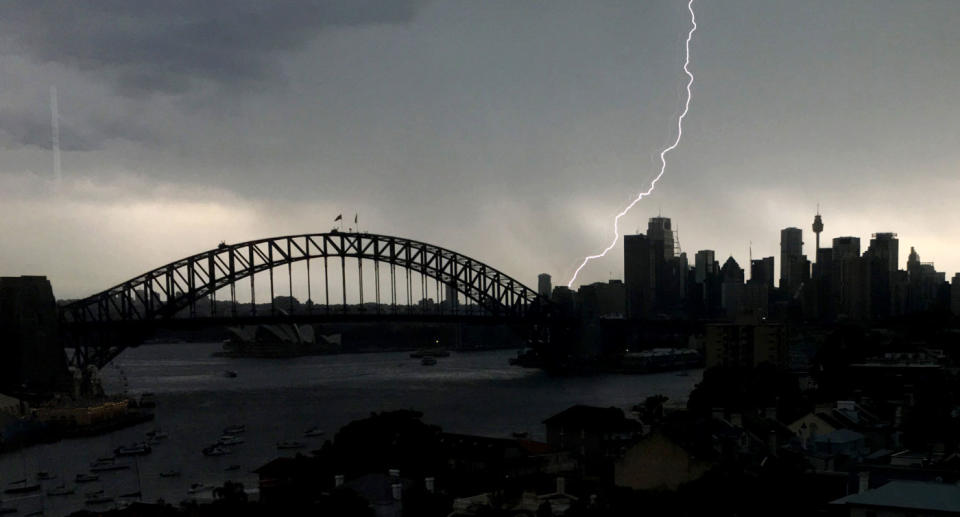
[567,0,697,288]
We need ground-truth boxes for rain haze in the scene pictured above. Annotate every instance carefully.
[1,0,958,298]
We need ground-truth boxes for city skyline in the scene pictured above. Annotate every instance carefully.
[0,1,958,298]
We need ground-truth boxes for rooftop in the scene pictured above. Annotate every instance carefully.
[832,481,960,513]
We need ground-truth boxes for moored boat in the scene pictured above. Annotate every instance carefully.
[222,424,246,435]
[304,426,325,437]
[202,445,230,457]
[48,483,75,496]
[114,443,151,456]
[217,435,244,446]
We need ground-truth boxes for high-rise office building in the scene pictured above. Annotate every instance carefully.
[865,233,899,319]
[624,234,655,318]
[951,274,960,317]
[750,257,775,288]
[867,233,899,272]
[780,227,804,292]
[695,250,716,284]
[537,273,552,299]
[831,237,868,320]
[647,217,675,261]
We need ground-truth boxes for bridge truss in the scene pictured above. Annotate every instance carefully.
[60,232,548,368]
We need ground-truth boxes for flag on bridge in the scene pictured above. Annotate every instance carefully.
[334,214,342,222]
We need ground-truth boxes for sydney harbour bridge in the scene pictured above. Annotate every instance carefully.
[57,232,555,369]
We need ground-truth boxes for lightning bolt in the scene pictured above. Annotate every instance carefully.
[567,0,697,288]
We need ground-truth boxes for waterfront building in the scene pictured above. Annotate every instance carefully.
[577,280,626,319]
[704,323,788,369]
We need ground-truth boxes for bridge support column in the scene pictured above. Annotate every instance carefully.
[0,276,71,396]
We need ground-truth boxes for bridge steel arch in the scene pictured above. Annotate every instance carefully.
[60,232,548,368]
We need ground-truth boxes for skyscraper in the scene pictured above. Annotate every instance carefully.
[750,257,775,288]
[647,217,675,260]
[537,273,552,299]
[624,234,655,318]
[865,233,898,319]
[832,237,867,320]
[867,233,899,272]
[694,250,716,284]
[780,227,804,293]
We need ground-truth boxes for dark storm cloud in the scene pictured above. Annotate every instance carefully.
[0,0,423,97]
[0,108,98,151]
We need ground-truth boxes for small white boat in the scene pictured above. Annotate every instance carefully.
[4,481,41,494]
[115,443,151,456]
[276,440,306,450]
[85,493,114,505]
[304,426,325,437]
[202,445,230,457]
[91,462,130,473]
[222,424,246,435]
[217,435,245,446]
[48,484,75,496]
[146,428,168,440]
[187,483,210,495]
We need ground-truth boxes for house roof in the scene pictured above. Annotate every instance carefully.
[813,429,864,444]
[831,481,960,513]
[543,405,641,432]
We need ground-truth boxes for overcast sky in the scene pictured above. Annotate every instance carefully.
[1,0,958,298]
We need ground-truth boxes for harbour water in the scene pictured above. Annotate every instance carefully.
[0,343,702,516]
